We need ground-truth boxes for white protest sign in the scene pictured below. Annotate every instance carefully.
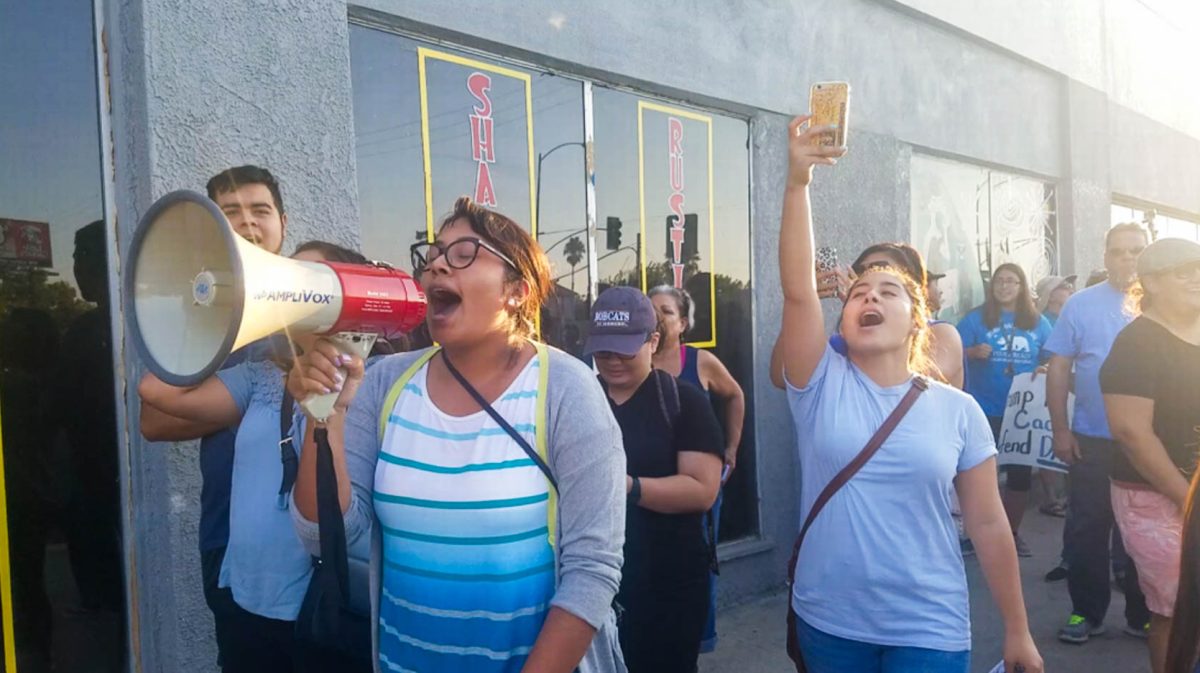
[996,372,1071,474]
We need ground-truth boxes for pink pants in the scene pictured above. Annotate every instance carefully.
[1111,482,1183,617]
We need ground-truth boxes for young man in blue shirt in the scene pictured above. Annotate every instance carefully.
[1046,222,1151,644]
[139,165,287,667]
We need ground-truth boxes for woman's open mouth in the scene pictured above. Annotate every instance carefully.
[858,310,884,327]
[426,286,462,320]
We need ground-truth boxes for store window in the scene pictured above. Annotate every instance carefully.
[0,1,125,671]
[592,87,757,541]
[350,25,759,543]
[911,154,1058,322]
[1112,203,1200,242]
[351,26,587,352]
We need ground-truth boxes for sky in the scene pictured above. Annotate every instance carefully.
[0,0,104,292]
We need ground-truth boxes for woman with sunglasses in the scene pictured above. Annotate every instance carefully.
[584,286,724,673]
[289,197,626,673]
[778,115,1040,673]
[956,262,1053,558]
[1103,239,1200,673]
[770,242,966,390]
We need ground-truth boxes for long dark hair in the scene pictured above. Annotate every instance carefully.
[1167,469,1200,672]
[983,263,1039,330]
[294,240,369,264]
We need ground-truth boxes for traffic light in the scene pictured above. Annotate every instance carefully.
[665,213,699,260]
[606,216,622,251]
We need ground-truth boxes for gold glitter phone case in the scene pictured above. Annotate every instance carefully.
[809,82,850,147]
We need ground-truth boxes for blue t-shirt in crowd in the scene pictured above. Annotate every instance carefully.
[1042,282,1132,439]
[216,359,312,620]
[787,346,996,652]
[956,309,1053,418]
[199,340,273,552]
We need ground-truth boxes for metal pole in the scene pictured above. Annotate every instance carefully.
[534,141,585,239]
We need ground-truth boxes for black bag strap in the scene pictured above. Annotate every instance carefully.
[441,351,557,492]
[313,426,351,601]
[651,369,681,431]
[278,388,298,499]
[786,377,928,586]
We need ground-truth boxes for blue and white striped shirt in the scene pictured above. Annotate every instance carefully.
[373,358,552,673]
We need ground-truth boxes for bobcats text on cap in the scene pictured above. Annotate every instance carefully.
[594,310,631,327]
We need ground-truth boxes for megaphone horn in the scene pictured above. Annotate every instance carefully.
[126,190,426,419]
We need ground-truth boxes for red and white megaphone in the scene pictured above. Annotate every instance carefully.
[125,190,426,419]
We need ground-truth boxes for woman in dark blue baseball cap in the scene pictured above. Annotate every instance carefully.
[585,286,725,673]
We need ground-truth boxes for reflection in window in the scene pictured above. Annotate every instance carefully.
[1112,203,1200,242]
[912,154,1058,323]
[351,26,587,354]
[351,27,758,542]
[0,1,124,671]
[593,87,758,542]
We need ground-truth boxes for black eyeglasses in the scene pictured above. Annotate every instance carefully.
[410,237,517,276]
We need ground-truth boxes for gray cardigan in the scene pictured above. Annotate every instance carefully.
[292,346,628,673]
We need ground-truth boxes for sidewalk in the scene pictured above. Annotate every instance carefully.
[700,507,1150,672]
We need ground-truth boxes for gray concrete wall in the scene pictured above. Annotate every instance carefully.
[1059,81,1113,277]
[891,0,1200,142]
[355,0,1064,178]
[1058,79,1200,278]
[1109,103,1200,217]
[104,0,360,669]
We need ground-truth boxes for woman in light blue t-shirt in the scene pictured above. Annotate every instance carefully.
[775,115,1042,673]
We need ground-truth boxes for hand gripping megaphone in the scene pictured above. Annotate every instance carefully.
[125,190,426,419]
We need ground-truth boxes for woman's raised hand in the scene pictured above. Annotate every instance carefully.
[787,115,847,188]
[287,338,366,418]
[816,265,854,300]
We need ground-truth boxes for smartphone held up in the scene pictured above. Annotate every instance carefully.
[809,81,850,148]
[815,246,839,273]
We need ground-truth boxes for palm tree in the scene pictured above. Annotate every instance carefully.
[564,235,585,294]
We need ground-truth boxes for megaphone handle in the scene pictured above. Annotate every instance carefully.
[301,332,378,422]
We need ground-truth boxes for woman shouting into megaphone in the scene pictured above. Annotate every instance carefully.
[288,196,628,673]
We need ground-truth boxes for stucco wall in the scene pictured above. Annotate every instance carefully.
[355,0,1064,178]
[891,0,1200,143]
[105,0,361,669]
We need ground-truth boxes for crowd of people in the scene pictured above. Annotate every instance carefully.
[133,111,1200,673]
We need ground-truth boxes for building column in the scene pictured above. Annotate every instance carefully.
[102,1,360,669]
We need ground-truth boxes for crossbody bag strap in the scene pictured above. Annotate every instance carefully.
[278,387,298,501]
[786,376,929,585]
[441,350,558,491]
